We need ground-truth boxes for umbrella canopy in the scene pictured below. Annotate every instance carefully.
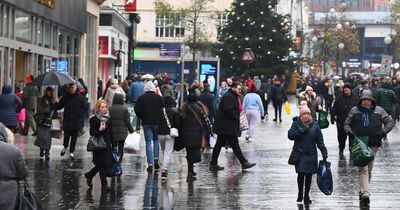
[29,71,75,87]
[141,74,155,80]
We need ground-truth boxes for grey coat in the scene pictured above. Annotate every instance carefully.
[109,94,134,142]
[0,141,29,210]
[21,84,39,110]
[34,98,53,150]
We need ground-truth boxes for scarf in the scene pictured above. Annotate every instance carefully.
[358,105,374,127]
[96,112,110,124]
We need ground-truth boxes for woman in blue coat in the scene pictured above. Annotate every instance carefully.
[288,105,328,204]
[0,84,22,130]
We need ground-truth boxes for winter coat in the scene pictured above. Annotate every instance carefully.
[0,141,28,210]
[34,97,55,150]
[213,89,240,137]
[104,83,126,107]
[258,83,271,102]
[270,84,287,105]
[288,117,328,174]
[135,92,164,125]
[160,84,175,99]
[198,90,215,121]
[0,85,22,127]
[331,93,359,124]
[109,94,134,142]
[344,104,394,147]
[243,93,264,116]
[376,83,398,113]
[158,106,180,135]
[128,81,145,103]
[179,102,207,149]
[56,92,86,131]
[89,116,114,167]
[21,84,39,110]
[299,91,320,119]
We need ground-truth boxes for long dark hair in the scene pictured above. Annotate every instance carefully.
[180,101,208,119]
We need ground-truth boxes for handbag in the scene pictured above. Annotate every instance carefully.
[17,179,42,210]
[288,150,301,165]
[163,108,179,137]
[107,151,123,177]
[317,160,333,195]
[239,112,249,131]
[86,136,107,151]
[351,136,374,167]
[318,111,329,129]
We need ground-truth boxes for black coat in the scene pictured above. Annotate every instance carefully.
[109,94,134,142]
[213,89,240,137]
[331,93,359,124]
[179,102,206,149]
[134,92,164,125]
[56,92,86,131]
[198,91,215,121]
[158,106,180,135]
[270,84,287,105]
[89,116,114,167]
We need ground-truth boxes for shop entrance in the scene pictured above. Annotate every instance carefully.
[15,50,31,92]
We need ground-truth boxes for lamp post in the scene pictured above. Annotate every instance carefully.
[180,45,190,107]
[342,61,347,77]
[338,42,344,76]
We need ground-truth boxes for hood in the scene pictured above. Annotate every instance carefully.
[2,84,12,94]
[359,89,376,105]
[112,93,125,105]
[110,83,119,89]
[144,81,156,92]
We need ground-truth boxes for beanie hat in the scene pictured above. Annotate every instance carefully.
[343,83,352,90]
[299,100,308,107]
[144,81,156,92]
[299,105,311,116]
[305,85,313,92]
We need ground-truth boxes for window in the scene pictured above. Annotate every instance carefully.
[44,21,51,48]
[52,26,58,50]
[217,12,228,38]
[15,10,32,43]
[155,12,185,38]
[37,18,43,46]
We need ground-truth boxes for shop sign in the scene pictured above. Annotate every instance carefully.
[35,0,55,9]
[125,0,137,12]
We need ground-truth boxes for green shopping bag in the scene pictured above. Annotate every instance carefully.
[318,111,329,129]
[351,136,374,167]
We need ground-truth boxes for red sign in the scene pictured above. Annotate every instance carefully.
[242,49,254,63]
[99,36,109,55]
[125,0,137,12]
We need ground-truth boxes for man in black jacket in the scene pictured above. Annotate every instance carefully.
[135,81,164,172]
[210,82,256,171]
[330,83,359,155]
[56,83,86,159]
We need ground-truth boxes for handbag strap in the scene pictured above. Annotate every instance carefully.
[163,108,172,129]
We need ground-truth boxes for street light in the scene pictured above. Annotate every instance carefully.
[338,42,345,49]
[384,36,392,45]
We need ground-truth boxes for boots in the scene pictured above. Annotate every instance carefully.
[209,165,225,171]
[297,192,303,202]
[241,162,256,170]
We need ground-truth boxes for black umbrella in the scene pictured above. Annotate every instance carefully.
[29,71,75,87]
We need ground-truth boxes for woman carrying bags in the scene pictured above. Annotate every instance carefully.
[288,105,328,204]
[84,100,115,192]
[34,87,58,160]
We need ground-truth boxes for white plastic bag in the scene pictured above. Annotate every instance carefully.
[124,132,141,152]
[50,119,61,131]
[210,135,217,147]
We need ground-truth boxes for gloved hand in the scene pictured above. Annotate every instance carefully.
[330,116,335,125]
[323,154,328,161]
[301,124,310,133]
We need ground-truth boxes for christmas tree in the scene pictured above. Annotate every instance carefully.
[217,0,292,75]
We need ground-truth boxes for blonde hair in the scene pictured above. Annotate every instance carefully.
[95,99,108,112]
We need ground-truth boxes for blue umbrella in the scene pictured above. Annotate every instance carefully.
[29,71,75,87]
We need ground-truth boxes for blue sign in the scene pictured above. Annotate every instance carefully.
[160,43,181,57]
[199,62,217,92]
[51,60,69,75]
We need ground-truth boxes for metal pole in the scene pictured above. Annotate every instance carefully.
[180,44,185,107]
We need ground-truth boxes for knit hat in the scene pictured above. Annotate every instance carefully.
[144,81,156,92]
[305,85,313,92]
[299,100,308,107]
[343,83,352,90]
[299,105,311,116]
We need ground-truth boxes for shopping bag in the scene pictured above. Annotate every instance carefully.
[50,119,61,131]
[17,180,43,210]
[351,136,374,167]
[107,151,122,177]
[209,135,217,147]
[87,136,107,151]
[124,132,140,152]
[284,101,291,115]
[239,112,249,131]
[318,111,329,129]
[317,160,333,195]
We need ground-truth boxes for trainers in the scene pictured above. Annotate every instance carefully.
[186,172,197,182]
[360,193,370,204]
[209,165,224,171]
[241,162,256,170]
[60,148,67,156]
[31,132,37,136]
[247,138,254,142]
[40,150,44,158]
[161,170,168,180]
[154,161,160,171]
[70,153,74,159]
[245,135,249,141]
[84,174,93,188]
[264,114,268,121]
[147,166,153,172]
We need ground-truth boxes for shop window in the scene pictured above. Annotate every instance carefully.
[15,10,31,43]
[4,6,9,38]
[0,4,3,37]
[217,12,229,39]
[37,19,43,46]
[52,26,58,50]
[44,21,51,48]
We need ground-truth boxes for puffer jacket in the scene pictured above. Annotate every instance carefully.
[0,85,22,127]
[104,83,126,107]
[109,93,134,142]
[376,83,398,113]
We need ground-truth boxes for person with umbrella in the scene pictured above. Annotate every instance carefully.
[56,83,86,159]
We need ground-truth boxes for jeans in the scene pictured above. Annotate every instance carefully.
[246,109,260,138]
[358,146,379,195]
[143,125,160,166]
[336,124,354,152]
[211,134,247,165]
[116,141,125,162]
[23,109,37,134]
[158,135,174,170]
[64,130,78,153]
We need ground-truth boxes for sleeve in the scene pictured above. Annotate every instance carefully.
[134,97,143,119]
[221,96,238,120]
[380,108,395,134]
[257,95,264,116]
[104,88,110,102]
[13,148,28,180]
[330,98,337,118]
[55,96,65,110]
[89,117,101,137]
[316,126,328,157]
[124,108,134,133]
[288,121,303,140]
[21,87,29,102]
[15,96,23,113]
[242,95,248,111]
[344,108,355,135]
[108,121,115,148]
[172,111,180,129]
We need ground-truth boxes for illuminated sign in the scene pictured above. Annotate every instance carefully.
[125,0,137,12]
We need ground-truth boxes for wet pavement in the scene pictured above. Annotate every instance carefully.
[14,97,400,209]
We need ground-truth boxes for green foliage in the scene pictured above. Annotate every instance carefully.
[216,0,292,76]
[391,2,400,61]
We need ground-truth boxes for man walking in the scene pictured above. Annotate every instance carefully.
[21,75,39,136]
[330,84,358,155]
[56,83,86,159]
[344,89,394,205]
[210,82,256,171]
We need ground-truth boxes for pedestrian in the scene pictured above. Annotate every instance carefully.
[288,105,328,204]
[77,78,89,137]
[270,78,288,122]
[158,96,180,180]
[344,89,394,204]
[178,94,210,181]
[210,82,256,171]
[21,75,39,136]
[243,84,264,142]
[299,86,321,120]
[56,83,86,159]
[0,122,29,210]
[109,93,134,163]
[128,77,145,131]
[97,78,103,100]
[34,87,58,160]
[0,84,23,131]
[135,81,164,172]
[198,84,216,147]
[104,78,126,107]
[258,79,271,121]
[330,83,359,155]
[376,80,398,124]
[84,99,115,192]
[160,79,175,99]
[324,79,335,112]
